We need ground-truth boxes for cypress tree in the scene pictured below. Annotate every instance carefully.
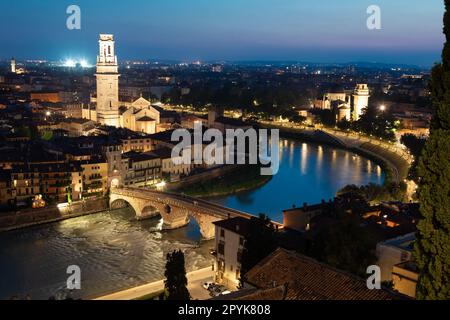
[164,250,191,300]
[413,0,450,300]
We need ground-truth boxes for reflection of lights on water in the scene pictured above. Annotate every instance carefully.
[377,165,382,178]
[317,146,323,168]
[331,150,337,165]
[300,143,308,175]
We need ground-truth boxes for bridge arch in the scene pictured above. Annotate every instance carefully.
[110,198,139,215]
[109,187,261,240]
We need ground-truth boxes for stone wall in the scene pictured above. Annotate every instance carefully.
[0,197,109,232]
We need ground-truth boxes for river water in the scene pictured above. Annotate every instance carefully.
[0,139,383,300]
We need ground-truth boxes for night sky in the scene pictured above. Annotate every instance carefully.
[0,0,444,66]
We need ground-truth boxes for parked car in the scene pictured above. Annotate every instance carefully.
[202,282,214,290]
[210,287,223,297]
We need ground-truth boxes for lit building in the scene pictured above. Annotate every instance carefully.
[392,262,419,298]
[353,84,370,120]
[376,233,415,282]
[103,142,126,188]
[318,84,370,122]
[213,217,256,290]
[95,34,120,127]
[10,57,16,74]
[122,152,162,188]
[82,34,162,134]
[80,160,109,198]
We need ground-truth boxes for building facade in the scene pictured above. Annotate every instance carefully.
[213,217,251,290]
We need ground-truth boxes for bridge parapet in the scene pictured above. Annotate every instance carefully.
[109,187,267,240]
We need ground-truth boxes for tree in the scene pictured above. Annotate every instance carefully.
[413,0,450,300]
[239,214,277,286]
[164,250,190,300]
[310,211,377,278]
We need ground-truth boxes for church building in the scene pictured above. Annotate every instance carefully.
[316,84,370,122]
[82,34,161,134]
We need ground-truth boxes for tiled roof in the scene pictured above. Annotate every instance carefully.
[213,217,254,237]
[245,248,408,300]
[235,285,288,300]
[137,116,156,122]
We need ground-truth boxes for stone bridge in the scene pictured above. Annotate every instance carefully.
[110,187,265,239]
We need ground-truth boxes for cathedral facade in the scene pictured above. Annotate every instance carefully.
[83,34,160,134]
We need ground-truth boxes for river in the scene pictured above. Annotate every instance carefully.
[0,139,383,300]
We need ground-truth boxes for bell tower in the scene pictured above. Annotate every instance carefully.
[353,84,370,121]
[11,57,16,74]
[96,34,120,127]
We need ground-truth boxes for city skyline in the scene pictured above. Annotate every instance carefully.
[0,0,444,67]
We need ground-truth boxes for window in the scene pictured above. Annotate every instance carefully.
[237,250,243,263]
[218,242,225,255]
[239,237,244,246]
[220,229,225,238]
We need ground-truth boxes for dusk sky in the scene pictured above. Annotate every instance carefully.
[0,0,445,66]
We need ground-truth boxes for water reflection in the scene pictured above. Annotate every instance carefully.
[0,208,214,300]
[210,139,384,222]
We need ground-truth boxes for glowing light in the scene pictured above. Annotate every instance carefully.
[80,59,90,68]
[63,59,91,68]
[57,203,69,209]
[379,105,386,112]
[156,181,167,190]
[64,59,76,68]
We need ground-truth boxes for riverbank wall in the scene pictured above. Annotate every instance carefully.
[0,197,109,233]
[258,123,411,184]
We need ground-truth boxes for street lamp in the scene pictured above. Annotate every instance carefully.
[379,105,386,112]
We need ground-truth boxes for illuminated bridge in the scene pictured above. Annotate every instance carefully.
[110,187,279,239]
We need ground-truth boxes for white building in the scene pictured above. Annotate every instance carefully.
[376,232,415,282]
[213,217,253,290]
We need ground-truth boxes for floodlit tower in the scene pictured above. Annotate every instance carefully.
[353,84,370,121]
[11,57,16,74]
[96,34,120,127]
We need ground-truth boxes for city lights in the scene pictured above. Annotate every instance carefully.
[63,58,91,68]
[64,59,76,68]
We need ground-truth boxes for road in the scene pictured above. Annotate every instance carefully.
[93,267,214,300]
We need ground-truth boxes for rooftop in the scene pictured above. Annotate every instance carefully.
[213,216,255,238]
[244,248,408,300]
